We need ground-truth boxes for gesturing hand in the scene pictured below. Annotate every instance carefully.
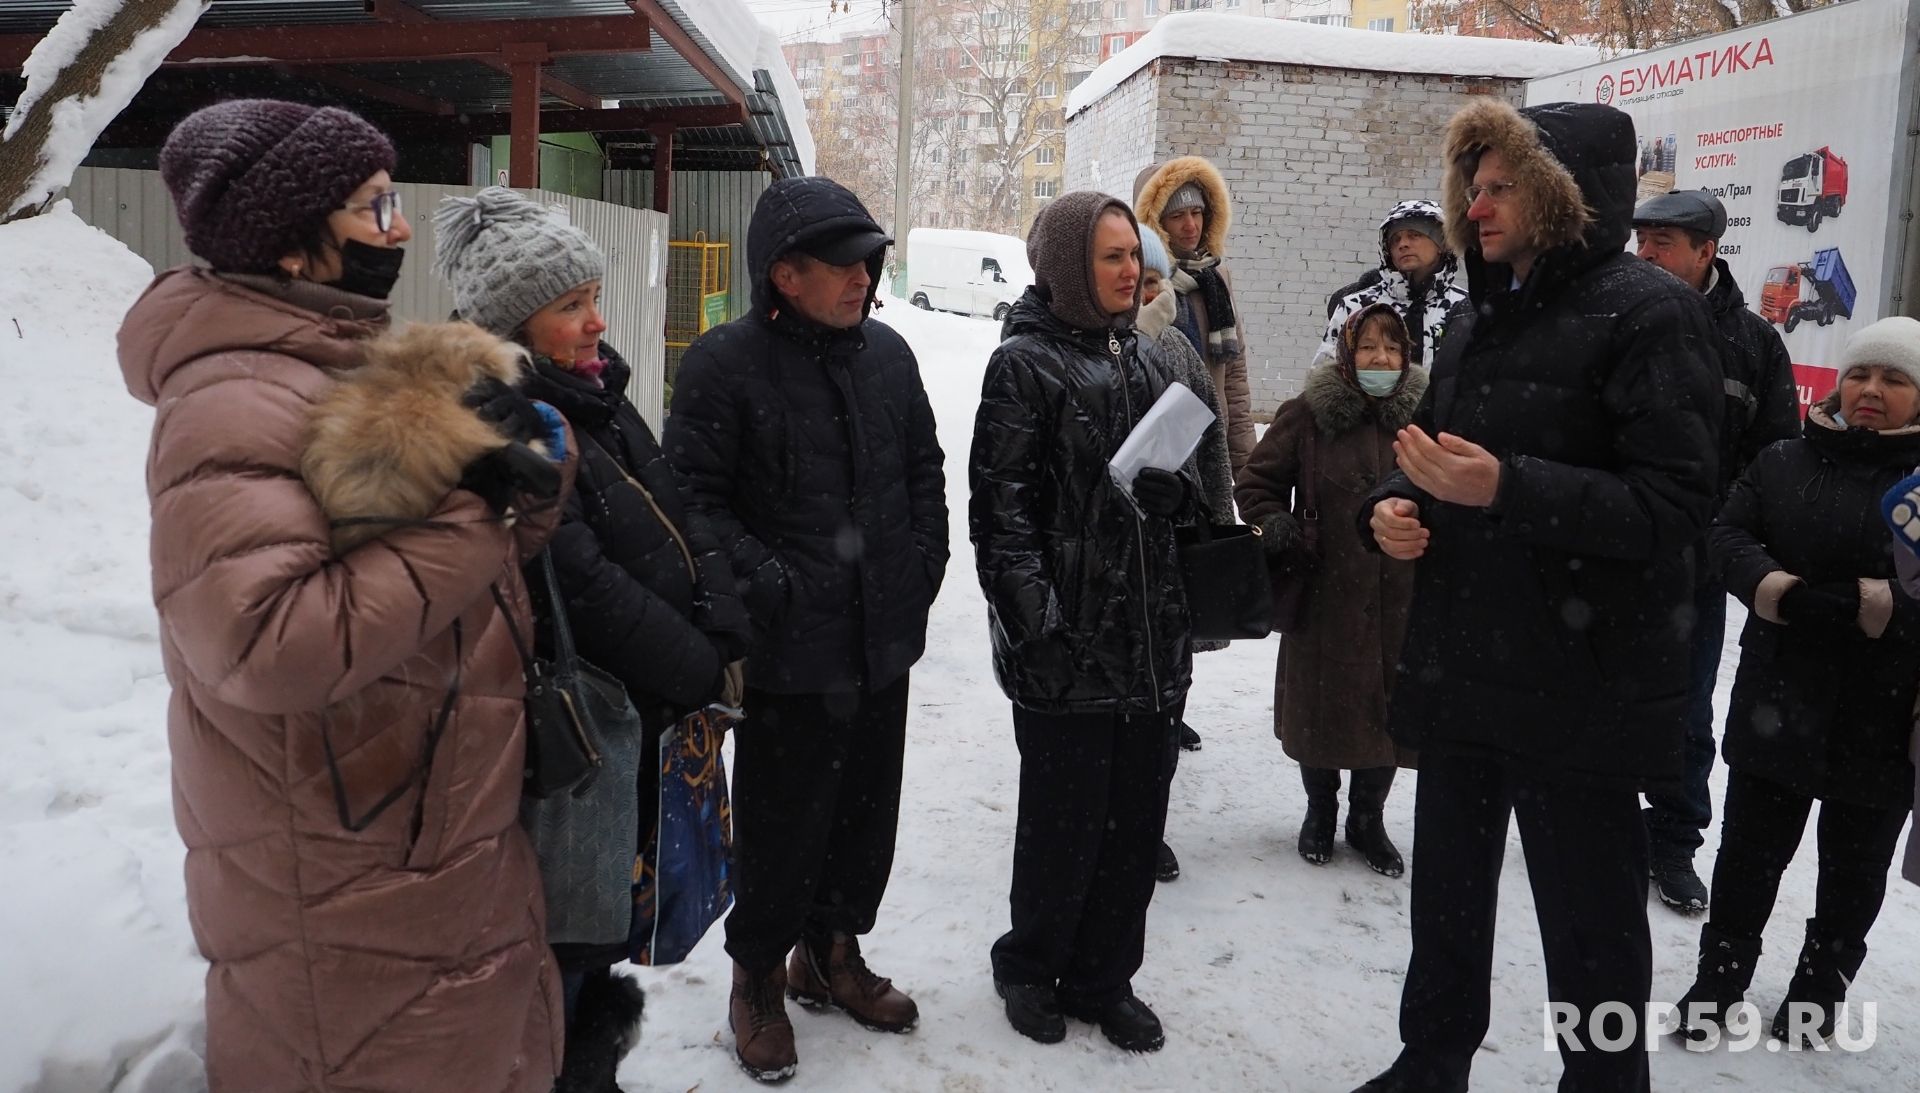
[1371,498,1429,560]
[1393,425,1503,508]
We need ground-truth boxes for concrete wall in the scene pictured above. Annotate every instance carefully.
[1068,58,1526,415]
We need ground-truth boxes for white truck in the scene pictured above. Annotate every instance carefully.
[905,228,1033,322]
[1527,0,1920,412]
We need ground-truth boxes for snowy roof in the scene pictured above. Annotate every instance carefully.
[1066,13,1608,118]
[661,0,816,175]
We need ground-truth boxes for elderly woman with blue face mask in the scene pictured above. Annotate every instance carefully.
[1234,303,1425,877]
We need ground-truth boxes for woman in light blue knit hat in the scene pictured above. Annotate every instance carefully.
[434,188,751,1093]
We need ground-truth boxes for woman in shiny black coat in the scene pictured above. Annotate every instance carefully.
[970,192,1196,1055]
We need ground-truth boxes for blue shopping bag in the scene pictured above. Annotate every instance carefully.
[630,703,736,966]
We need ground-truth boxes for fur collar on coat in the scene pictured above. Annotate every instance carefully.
[1301,359,1428,437]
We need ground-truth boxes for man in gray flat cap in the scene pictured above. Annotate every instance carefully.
[1632,188,1800,917]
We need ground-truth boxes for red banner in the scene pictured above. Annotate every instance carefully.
[1791,363,1838,419]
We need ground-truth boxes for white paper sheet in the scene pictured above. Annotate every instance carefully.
[1108,381,1215,510]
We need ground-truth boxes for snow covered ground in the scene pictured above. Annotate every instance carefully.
[2,209,1916,1092]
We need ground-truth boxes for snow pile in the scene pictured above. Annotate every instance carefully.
[0,204,207,1091]
[1067,12,1609,117]
[3,0,208,218]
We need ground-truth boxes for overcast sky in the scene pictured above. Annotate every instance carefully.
[745,0,891,44]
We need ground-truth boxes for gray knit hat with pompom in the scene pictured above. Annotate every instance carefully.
[433,187,607,338]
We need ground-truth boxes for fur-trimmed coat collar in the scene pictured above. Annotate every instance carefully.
[1135,156,1232,258]
[1441,99,1636,300]
[1301,359,1428,436]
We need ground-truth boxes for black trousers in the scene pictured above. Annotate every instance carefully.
[991,703,1179,1008]
[1705,768,1910,948]
[723,675,910,975]
[1394,751,1652,1093]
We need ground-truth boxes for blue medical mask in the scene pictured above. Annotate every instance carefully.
[1356,369,1402,397]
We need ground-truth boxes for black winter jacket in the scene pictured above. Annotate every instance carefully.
[1711,406,1920,809]
[1705,258,1801,496]
[1365,102,1723,788]
[523,346,748,729]
[664,177,948,694]
[970,287,1193,715]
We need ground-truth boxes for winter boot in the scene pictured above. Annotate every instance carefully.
[787,932,919,1033]
[1059,991,1166,1052]
[1156,839,1181,882]
[557,969,645,1093]
[1299,798,1337,865]
[1178,719,1203,751]
[1671,925,1761,1043]
[994,979,1067,1044]
[1299,766,1340,865]
[729,961,797,1083]
[1770,921,1869,1046]
[1341,765,1403,874]
[1344,810,1405,877]
[1650,844,1710,915]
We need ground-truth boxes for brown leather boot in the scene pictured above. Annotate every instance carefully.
[787,933,919,1033]
[729,961,797,1083]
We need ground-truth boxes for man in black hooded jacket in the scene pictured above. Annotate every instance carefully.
[665,177,948,1083]
[1353,100,1722,1093]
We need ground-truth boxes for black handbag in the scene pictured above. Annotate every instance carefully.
[1268,430,1321,634]
[495,552,640,799]
[1178,520,1275,641]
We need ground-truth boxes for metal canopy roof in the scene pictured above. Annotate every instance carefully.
[0,0,807,177]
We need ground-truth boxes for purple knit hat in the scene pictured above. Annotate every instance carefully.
[160,99,396,273]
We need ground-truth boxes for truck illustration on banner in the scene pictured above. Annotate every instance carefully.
[1760,246,1856,332]
[1776,147,1848,231]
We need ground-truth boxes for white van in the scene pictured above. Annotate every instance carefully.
[905,228,1032,322]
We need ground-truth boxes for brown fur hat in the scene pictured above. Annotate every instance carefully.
[302,321,532,553]
[1134,156,1232,258]
[1440,99,1592,259]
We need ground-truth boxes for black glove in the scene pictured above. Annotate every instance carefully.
[457,441,561,515]
[1132,467,1188,518]
[1256,510,1303,557]
[1778,579,1861,635]
[464,377,547,446]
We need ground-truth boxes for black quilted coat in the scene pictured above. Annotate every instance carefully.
[663,177,948,694]
[1363,101,1723,789]
[1712,405,1920,809]
[969,287,1193,715]
[523,345,747,729]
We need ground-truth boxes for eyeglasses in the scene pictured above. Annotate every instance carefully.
[1465,180,1520,205]
[344,190,403,233]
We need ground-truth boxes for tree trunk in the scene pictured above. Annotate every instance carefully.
[0,0,207,221]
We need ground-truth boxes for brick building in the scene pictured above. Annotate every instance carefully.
[1065,14,1598,413]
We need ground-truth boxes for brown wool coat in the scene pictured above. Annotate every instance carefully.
[1135,156,1257,473]
[1235,360,1425,770]
[118,268,568,1093]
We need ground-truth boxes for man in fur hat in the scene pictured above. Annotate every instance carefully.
[1354,100,1723,1092]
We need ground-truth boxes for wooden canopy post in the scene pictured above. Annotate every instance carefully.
[649,122,675,213]
[505,42,546,189]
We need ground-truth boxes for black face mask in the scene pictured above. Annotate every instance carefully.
[330,240,406,300]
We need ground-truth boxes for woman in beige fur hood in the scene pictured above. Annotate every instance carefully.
[118,99,573,1093]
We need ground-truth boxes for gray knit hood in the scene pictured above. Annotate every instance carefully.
[1026,190,1141,332]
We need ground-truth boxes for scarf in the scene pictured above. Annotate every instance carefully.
[1173,253,1241,360]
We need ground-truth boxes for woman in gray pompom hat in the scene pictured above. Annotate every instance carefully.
[433,186,750,1093]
